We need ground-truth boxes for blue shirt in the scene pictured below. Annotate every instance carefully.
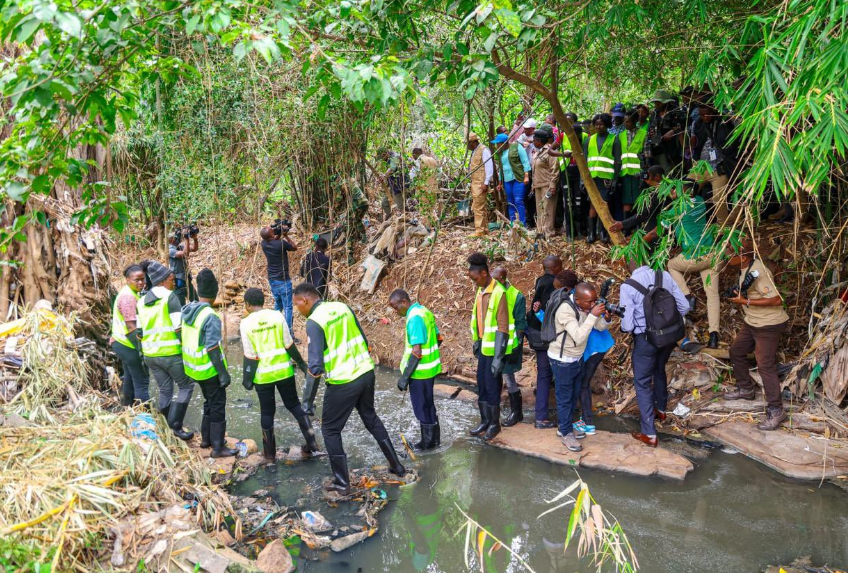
[406,302,431,346]
[620,266,689,334]
[499,145,531,183]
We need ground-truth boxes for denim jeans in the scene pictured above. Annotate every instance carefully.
[269,279,293,329]
[504,179,527,225]
[551,357,584,437]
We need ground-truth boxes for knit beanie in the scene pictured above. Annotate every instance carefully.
[147,261,172,286]
[196,268,219,299]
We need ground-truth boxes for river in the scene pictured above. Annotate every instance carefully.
[182,345,848,572]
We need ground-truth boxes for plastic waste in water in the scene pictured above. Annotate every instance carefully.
[131,413,159,441]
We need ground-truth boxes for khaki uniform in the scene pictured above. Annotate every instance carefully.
[688,170,730,223]
[531,145,558,237]
[730,259,789,409]
[469,145,488,233]
[667,254,721,333]
[418,155,439,196]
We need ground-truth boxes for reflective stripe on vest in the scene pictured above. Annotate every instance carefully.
[587,133,615,179]
[181,306,226,381]
[503,284,522,353]
[137,292,180,357]
[559,132,589,170]
[469,281,515,357]
[112,285,139,349]
[309,302,374,384]
[242,309,295,384]
[400,304,442,380]
[618,126,648,176]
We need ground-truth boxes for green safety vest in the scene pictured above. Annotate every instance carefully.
[181,305,226,381]
[309,301,374,384]
[502,284,522,353]
[618,126,648,176]
[400,304,442,380]
[587,133,616,180]
[137,291,180,357]
[242,309,295,384]
[112,285,140,349]
[559,132,588,171]
[469,281,515,357]
[505,143,525,181]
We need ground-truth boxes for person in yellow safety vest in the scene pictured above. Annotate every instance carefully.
[582,113,622,244]
[553,112,589,239]
[111,264,149,406]
[137,261,195,441]
[180,269,238,458]
[389,289,444,451]
[491,267,527,428]
[618,108,649,218]
[240,287,319,463]
[293,282,407,495]
[467,252,513,441]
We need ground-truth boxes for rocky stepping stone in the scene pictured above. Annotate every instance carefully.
[489,423,694,480]
[704,420,848,480]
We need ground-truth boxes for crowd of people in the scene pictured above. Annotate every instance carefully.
[108,85,790,488]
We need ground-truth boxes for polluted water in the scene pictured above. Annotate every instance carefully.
[176,345,848,572]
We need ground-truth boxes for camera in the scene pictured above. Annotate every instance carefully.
[598,278,626,318]
[722,270,760,299]
[172,222,199,243]
[270,218,292,236]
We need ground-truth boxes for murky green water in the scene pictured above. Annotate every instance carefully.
[180,345,848,572]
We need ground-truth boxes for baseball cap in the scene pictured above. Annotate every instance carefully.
[523,119,537,129]
[491,133,509,144]
[611,103,626,118]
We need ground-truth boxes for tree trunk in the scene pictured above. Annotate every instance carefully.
[493,51,625,245]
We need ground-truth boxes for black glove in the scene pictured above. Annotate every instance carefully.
[208,346,231,388]
[287,343,308,376]
[302,373,319,416]
[491,331,509,377]
[472,340,481,358]
[128,329,141,351]
[398,354,420,392]
[242,357,258,391]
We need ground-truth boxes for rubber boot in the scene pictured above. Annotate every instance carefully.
[434,420,441,446]
[599,218,610,244]
[685,294,697,313]
[377,438,407,476]
[483,404,501,441]
[325,455,350,495]
[503,391,523,427]
[167,401,194,441]
[414,423,438,452]
[586,216,597,244]
[199,415,211,448]
[158,403,171,419]
[295,413,320,454]
[469,401,489,436]
[210,421,238,458]
[120,374,134,407]
[708,331,719,349]
[261,428,276,463]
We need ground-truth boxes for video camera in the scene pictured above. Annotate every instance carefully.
[172,222,199,243]
[270,218,292,236]
[722,269,760,299]
[598,278,626,318]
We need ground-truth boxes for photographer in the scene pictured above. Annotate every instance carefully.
[688,99,738,223]
[260,221,299,330]
[646,90,685,175]
[609,166,669,237]
[620,259,689,447]
[169,223,198,306]
[724,239,789,431]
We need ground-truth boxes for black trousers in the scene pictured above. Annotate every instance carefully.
[321,369,390,457]
[112,341,150,403]
[197,376,227,424]
[476,354,503,406]
[632,334,674,435]
[409,376,437,424]
[255,376,305,430]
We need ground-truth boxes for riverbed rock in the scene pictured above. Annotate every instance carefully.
[704,421,848,480]
[257,539,294,573]
[489,424,694,480]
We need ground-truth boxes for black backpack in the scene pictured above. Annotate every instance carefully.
[624,270,685,347]
[540,288,581,355]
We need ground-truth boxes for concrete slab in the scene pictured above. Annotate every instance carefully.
[704,421,848,480]
[489,423,694,481]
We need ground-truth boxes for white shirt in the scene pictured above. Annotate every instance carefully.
[469,146,494,185]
